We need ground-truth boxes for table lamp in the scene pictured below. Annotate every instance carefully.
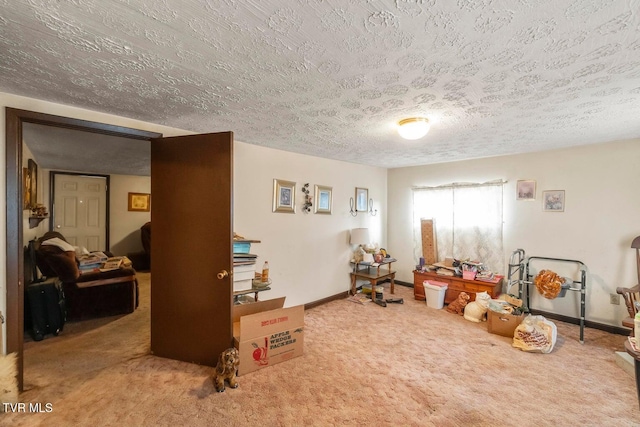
[350,228,370,247]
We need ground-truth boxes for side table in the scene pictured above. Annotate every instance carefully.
[350,269,395,296]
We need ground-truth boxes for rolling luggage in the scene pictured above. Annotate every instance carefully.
[26,278,66,341]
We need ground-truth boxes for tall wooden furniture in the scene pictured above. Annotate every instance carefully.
[413,270,502,304]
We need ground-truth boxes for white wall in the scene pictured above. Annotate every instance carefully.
[108,175,151,256]
[233,142,387,307]
[388,139,640,328]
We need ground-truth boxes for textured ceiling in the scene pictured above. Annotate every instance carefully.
[2,0,640,170]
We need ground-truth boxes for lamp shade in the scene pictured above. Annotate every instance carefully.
[397,117,430,140]
[350,228,370,245]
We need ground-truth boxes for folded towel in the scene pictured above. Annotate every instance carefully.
[41,237,75,252]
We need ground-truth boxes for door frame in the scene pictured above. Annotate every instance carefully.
[50,171,111,251]
[5,107,161,390]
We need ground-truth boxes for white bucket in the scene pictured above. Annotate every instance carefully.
[424,281,448,309]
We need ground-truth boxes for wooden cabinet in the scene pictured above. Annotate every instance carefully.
[413,270,503,304]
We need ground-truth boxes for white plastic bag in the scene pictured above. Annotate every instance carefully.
[512,314,557,354]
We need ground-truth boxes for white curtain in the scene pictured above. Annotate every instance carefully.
[412,181,504,273]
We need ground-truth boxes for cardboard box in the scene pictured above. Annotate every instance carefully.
[232,297,304,376]
[487,310,525,337]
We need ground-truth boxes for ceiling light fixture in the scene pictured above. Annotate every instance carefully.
[397,117,430,140]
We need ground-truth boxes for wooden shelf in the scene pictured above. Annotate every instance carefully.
[28,216,48,229]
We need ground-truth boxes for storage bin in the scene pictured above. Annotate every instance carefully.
[424,280,448,309]
[462,270,477,280]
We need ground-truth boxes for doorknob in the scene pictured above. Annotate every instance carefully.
[217,270,229,280]
[56,225,61,229]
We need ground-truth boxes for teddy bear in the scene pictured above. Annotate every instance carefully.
[446,292,470,315]
[213,347,240,392]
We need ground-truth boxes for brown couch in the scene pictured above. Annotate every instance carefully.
[34,232,139,321]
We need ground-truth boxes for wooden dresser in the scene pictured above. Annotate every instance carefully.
[413,270,503,304]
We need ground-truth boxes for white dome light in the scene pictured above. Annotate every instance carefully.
[397,117,430,140]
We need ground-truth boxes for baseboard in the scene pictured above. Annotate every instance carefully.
[528,309,630,336]
[305,281,413,310]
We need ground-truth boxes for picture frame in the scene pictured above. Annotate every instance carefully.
[355,187,368,212]
[273,179,296,213]
[23,167,31,210]
[128,192,151,212]
[314,185,332,214]
[516,180,536,201]
[27,159,38,210]
[542,190,565,212]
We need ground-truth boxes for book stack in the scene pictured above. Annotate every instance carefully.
[78,251,108,275]
[233,248,257,292]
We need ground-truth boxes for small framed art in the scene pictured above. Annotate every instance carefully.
[516,180,536,201]
[355,187,368,212]
[314,185,332,214]
[273,179,296,213]
[542,190,565,212]
[128,192,151,212]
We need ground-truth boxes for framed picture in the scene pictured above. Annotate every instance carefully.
[542,190,565,212]
[27,159,38,210]
[128,192,151,212]
[516,180,536,200]
[355,187,368,212]
[273,179,296,213]
[23,167,31,210]
[314,185,332,214]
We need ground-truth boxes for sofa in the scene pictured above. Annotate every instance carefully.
[34,231,139,321]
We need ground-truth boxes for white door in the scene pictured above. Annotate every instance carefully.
[53,174,107,251]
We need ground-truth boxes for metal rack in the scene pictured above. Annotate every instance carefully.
[507,249,587,343]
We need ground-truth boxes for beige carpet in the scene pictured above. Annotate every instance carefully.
[3,272,639,427]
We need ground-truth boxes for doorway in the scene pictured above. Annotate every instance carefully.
[5,108,161,390]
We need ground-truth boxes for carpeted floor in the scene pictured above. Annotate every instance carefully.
[3,272,639,427]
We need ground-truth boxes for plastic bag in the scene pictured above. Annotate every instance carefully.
[512,314,557,354]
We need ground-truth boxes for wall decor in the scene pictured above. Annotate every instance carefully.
[516,180,536,200]
[302,183,312,213]
[314,185,332,214]
[273,179,296,213]
[128,192,151,212]
[27,159,38,209]
[355,187,368,212]
[542,190,565,212]
[23,167,31,210]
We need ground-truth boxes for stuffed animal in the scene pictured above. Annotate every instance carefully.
[464,291,492,322]
[446,292,470,315]
[213,347,240,392]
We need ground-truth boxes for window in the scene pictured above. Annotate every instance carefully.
[412,181,505,273]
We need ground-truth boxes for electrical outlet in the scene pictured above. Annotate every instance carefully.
[609,293,620,305]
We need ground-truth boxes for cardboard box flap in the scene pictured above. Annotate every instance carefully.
[232,297,285,323]
[239,305,304,341]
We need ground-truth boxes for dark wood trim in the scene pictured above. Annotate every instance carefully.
[49,171,111,250]
[304,292,348,310]
[5,107,161,391]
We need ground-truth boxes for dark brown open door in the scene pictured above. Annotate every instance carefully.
[150,132,233,366]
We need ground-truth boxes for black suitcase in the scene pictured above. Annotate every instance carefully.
[26,278,66,341]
